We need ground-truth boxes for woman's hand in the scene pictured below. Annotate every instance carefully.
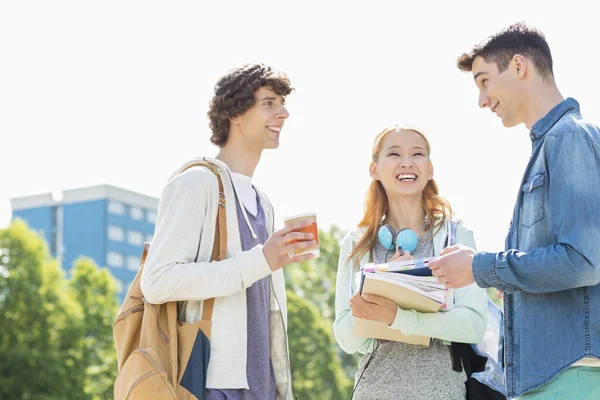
[388,249,414,263]
[348,249,413,326]
[350,292,398,326]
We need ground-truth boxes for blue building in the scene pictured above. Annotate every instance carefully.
[10,185,159,301]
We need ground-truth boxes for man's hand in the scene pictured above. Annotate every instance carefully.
[350,292,397,326]
[263,220,316,272]
[428,244,476,289]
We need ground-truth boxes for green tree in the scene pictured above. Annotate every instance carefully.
[287,290,352,399]
[285,225,344,320]
[0,220,119,400]
[0,219,85,399]
[68,257,119,400]
[285,225,361,381]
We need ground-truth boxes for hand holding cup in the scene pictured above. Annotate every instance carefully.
[263,219,317,272]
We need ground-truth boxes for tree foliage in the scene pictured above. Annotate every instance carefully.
[0,220,118,400]
[287,290,352,399]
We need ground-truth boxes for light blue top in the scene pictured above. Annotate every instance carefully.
[334,219,488,356]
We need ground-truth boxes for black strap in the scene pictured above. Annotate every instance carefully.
[451,342,465,373]
[451,342,488,377]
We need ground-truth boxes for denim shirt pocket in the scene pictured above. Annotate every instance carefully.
[521,171,545,228]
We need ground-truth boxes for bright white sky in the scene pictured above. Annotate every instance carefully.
[1,1,599,252]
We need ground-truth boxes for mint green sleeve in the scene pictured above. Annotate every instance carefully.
[333,232,374,355]
[388,226,488,344]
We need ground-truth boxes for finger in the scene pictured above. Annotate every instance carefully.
[351,302,366,318]
[440,245,461,256]
[277,220,313,236]
[351,294,366,306]
[436,276,447,285]
[431,268,444,277]
[284,252,315,264]
[362,294,383,305]
[428,257,443,271]
[282,231,315,243]
[287,240,317,252]
[388,251,402,262]
[283,231,313,240]
[352,297,373,314]
[389,250,412,262]
[354,306,372,320]
[428,259,438,270]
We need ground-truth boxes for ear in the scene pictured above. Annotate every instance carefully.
[428,162,434,180]
[229,115,241,125]
[512,54,528,79]
[369,162,379,180]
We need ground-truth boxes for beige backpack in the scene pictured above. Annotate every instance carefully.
[113,161,227,400]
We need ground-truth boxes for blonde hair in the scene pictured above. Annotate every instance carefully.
[347,125,454,265]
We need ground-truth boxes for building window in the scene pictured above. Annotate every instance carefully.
[147,211,157,224]
[113,278,123,294]
[128,230,144,246]
[108,201,125,215]
[130,206,143,220]
[107,251,124,268]
[108,225,125,242]
[127,255,140,271]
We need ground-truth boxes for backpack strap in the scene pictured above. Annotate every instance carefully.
[447,220,462,368]
[177,161,227,322]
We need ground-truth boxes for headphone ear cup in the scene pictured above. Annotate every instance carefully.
[378,224,396,251]
[395,228,419,253]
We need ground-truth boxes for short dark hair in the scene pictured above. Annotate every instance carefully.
[457,22,554,82]
[207,63,293,147]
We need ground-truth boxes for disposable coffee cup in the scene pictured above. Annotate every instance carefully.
[283,212,320,258]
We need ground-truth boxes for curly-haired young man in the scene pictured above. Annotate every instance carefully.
[142,64,315,400]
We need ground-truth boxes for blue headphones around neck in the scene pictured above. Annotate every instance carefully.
[377,224,418,253]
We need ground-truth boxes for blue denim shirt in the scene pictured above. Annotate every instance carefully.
[472,98,600,398]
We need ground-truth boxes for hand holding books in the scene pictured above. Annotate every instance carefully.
[349,250,415,326]
[353,256,454,346]
[349,292,398,326]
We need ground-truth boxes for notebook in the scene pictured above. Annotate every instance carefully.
[353,263,453,346]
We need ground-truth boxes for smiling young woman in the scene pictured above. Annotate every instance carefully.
[333,125,489,400]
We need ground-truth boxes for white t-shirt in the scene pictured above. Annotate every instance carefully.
[230,172,258,216]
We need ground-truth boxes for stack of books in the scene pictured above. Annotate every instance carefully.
[353,257,453,346]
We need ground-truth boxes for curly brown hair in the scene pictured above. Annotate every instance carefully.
[207,63,294,147]
[457,22,554,82]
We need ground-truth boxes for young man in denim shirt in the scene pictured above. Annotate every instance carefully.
[428,22,600,399]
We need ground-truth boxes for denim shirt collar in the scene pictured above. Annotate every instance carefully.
[529,97,580,142]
